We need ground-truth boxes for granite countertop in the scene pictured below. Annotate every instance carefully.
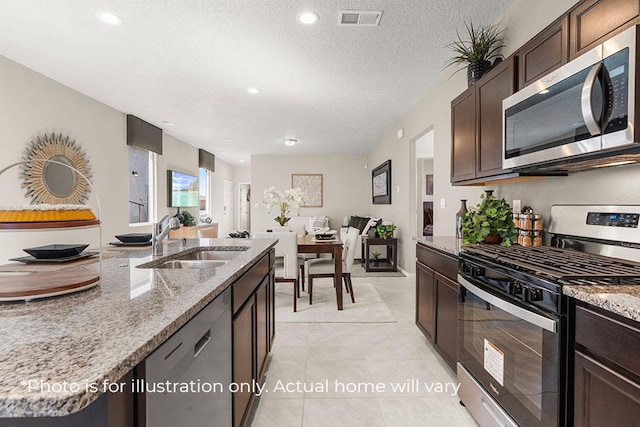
[0,238,276,418]
[563,285,640,323]
[417,236,461,257]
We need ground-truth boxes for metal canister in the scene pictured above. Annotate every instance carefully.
[533,214,544,231]
[519,213,534,230]
[533,230,543,247]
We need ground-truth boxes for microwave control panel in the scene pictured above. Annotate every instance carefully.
[586,212,639,228]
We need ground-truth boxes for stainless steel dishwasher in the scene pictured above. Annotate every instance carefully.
[145,288,232,426]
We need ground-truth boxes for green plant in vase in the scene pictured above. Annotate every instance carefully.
[461,193,517,246]
[376,224,396,239]
[371,251,381,267]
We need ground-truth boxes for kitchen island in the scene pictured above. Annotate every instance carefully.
[0,237,276,425]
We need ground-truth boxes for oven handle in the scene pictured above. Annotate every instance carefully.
[458,275,557,333]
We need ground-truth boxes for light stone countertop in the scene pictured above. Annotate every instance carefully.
[417,236,461,257]
[563,284,640,323]
[0,238,276,418]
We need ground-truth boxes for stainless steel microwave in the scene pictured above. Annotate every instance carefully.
[503,25,639,171]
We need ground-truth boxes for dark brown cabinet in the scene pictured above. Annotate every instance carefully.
[416,260,436,341]
[415,243,458,371]
[233,296,255,427]
[570,0,640,59]
[435,273,458,369]
[231,250,274,427]
[450,56,516,184]
[573,302,640,426]
[517,16,569,89]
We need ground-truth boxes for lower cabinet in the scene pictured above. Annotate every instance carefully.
[415,243,458,371]
[573,302,640,426]
[232,249,275,427]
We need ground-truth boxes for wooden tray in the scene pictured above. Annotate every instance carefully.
[0,271,99,301]
[0,219,100,230]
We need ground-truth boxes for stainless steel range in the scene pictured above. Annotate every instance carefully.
[457,205,640,427]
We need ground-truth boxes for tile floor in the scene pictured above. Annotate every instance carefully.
[249,273,478,427]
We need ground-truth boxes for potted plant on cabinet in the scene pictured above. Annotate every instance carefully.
[461,193,517,246]
[376,224,396,239]
[446,21,505,86]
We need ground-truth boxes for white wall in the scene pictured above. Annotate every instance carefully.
[209,157,236,234]
[0,54,224,262]
[367,0,580,272]
[250,154,369,233]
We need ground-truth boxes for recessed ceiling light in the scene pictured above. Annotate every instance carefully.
[284,139,297,147]
[297,11,319,25]
[247,87,260,94]
[223,138,234,143]
[161,120,175,127]
[96,12,122,25]
[539,89,550,94]
[239,159,245,163]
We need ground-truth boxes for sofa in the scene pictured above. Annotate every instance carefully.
[344,215,391,260]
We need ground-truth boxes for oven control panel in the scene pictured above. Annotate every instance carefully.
[587,212,639,228]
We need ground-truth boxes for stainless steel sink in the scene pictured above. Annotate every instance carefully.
[173,250,246,261]
[154,260,229,269]
[136,247,248,270]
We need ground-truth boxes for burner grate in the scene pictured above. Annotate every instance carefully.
[463,244,640,284]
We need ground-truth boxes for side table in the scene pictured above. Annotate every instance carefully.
[361,236,398,272]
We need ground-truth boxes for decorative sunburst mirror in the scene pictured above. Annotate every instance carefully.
[21,133,93,204]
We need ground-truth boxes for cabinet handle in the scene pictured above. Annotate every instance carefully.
[194,329,211,358]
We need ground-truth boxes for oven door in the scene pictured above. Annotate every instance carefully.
[458,275,563,427]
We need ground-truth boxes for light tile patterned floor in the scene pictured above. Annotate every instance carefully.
[250,274,478,427]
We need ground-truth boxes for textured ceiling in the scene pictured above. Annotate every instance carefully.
[0,0,514,165]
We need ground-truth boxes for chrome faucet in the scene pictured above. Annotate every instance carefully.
[152,215,181,256]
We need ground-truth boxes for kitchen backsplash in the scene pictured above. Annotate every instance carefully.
[495,163,640,227]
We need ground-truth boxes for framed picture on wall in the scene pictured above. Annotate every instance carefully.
[372,160,391,204]
[292,173,323,207]
[425,174,433,195]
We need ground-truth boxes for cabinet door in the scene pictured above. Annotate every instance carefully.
[268,269,275,350]
[415,261,436,342]
[451,88,477,182]
[570,0,640,59]
[256,277,268,382]
[476,56,516,178]
[435,273,458,371]
[233,298,255,427]
[574,350,640,426]
[518,16,568,88]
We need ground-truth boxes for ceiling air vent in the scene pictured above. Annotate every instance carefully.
[338,10,383,26]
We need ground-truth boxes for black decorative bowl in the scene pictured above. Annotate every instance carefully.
[23,244,90,259]
[115,233,152,243]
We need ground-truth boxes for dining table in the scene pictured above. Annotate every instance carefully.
[297,234,344,310]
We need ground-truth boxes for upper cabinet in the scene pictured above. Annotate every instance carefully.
[517,16,569,89]
[450,0,640,185]
[570,0,640,59]
[451,56,516,184]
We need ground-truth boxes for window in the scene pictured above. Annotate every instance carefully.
[199,167,210,216]
[128,146,154,224]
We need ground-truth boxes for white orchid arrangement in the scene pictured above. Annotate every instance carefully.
[263,187,306,226]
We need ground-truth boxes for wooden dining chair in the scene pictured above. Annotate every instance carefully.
[307,226,359,305]
[254,231,299,312]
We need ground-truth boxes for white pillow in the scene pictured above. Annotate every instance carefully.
[308,215,329,233]
[361,217,381,236]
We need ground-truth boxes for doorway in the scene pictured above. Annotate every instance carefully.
[238,183,251,231]
[413,128,434,239]
[223,179,233,236]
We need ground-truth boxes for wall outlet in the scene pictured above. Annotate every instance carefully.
[512,199,522,214]
[395,186,400,193]
[440,198,446,209]
[397,128,404,139]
